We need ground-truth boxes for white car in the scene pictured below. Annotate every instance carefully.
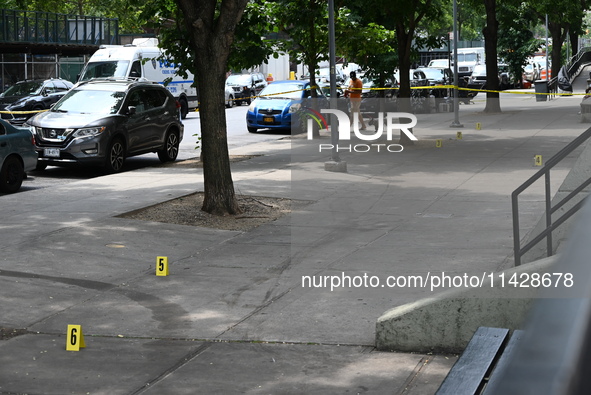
[225,86,235,108]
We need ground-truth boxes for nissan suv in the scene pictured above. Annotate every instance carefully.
[26,79,184,173]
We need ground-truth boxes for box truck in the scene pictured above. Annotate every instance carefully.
[77,38,198,119]
[456,47,485,77]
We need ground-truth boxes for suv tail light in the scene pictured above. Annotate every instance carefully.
[175,100,181,109]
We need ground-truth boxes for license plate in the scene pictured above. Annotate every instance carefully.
[44,148,60,158]
[263,117,274,123]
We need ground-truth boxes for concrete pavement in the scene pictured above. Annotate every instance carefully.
[1,70,590,394]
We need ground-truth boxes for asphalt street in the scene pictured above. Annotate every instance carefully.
[1,73,591,394]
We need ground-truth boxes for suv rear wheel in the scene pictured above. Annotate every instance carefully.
[158,130,180,162]
[105,138,125,173]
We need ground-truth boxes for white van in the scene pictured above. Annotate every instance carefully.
[78,38,198,119]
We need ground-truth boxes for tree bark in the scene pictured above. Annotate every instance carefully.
[482,0,501,113]
[548,21,567,80]
[176,0,248,215]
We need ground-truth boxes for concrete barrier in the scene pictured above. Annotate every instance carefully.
[375,257,557,353]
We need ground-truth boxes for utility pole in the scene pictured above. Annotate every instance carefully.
[450,0,464,128]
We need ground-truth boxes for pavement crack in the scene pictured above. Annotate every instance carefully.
[127,342,213,395]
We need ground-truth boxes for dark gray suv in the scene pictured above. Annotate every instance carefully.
[27,79,184,173]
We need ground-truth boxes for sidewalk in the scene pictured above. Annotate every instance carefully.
[1,69,590,394]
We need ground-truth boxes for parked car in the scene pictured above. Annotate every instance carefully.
[246,80,328,133]
[392,69,431,112]
[0,119,37,193]
[467,64,487,92]
[523,62,541,83]
[302,67,347,86]
[533,56,552,80]
[467,64,513,94]
[420,66,476,104]
[225,73,267,105]
[225,86,235,108]
[343,74,397,99]
[27,79,183,173]
[419,67,453,96]
[0,78,74,125]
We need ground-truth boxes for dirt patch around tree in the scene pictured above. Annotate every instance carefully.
[118,193,297,231]
[118,156,308,231]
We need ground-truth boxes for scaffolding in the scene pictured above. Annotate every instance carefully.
[0,8,118,90]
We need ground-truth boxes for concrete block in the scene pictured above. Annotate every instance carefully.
[375,257,556,354]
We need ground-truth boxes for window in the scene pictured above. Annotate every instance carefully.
[53,80,71,92]
[43,81,58,94]
[130,61,142,78]
[144,89,167,109]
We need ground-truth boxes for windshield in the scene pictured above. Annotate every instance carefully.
[79,61,130,81]
[420,68,445,80]
[429,59,448,67]
[472,65,487,75]
[458,53,478,62]
[226,75,251,86]
[2,81,43,97]
[53,89,126,114]
[259,83,306,99]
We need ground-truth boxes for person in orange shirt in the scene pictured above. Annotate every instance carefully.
[344,71,367,130]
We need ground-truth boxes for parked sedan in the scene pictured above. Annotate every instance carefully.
[0,119,37,193]
[467,64,513,94]
[27,79,183,173]
[0,79,73,125]
[225,73,267,105]
[523,62,541,83]
[246,80,327,133]
[467,64,487,91]
[225,86,235,108]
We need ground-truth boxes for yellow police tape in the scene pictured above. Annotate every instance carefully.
[3,84,568,116]
[0,109,48,115]
[393,84,581,97]
[226,84,580,105]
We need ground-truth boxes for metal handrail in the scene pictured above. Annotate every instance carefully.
[486,198,591,395]
[512,127,591,266]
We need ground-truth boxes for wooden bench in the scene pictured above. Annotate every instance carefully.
[435,327,523,395]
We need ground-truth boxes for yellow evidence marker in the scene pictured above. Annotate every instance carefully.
[66,325,86,351]
[436,139,443,148]
[534,155,543,166]
[476,122,482,130]
[456,131,463,140]
[156,256,169,276]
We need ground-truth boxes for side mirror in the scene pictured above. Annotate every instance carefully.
[127,106,137,116]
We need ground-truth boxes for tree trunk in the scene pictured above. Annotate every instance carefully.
[548,21,565,80]
[570,30,578,58]
[482,0,501,113]
[198,67,242,215]
[396,27,412,100]
[177,0,248,215]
